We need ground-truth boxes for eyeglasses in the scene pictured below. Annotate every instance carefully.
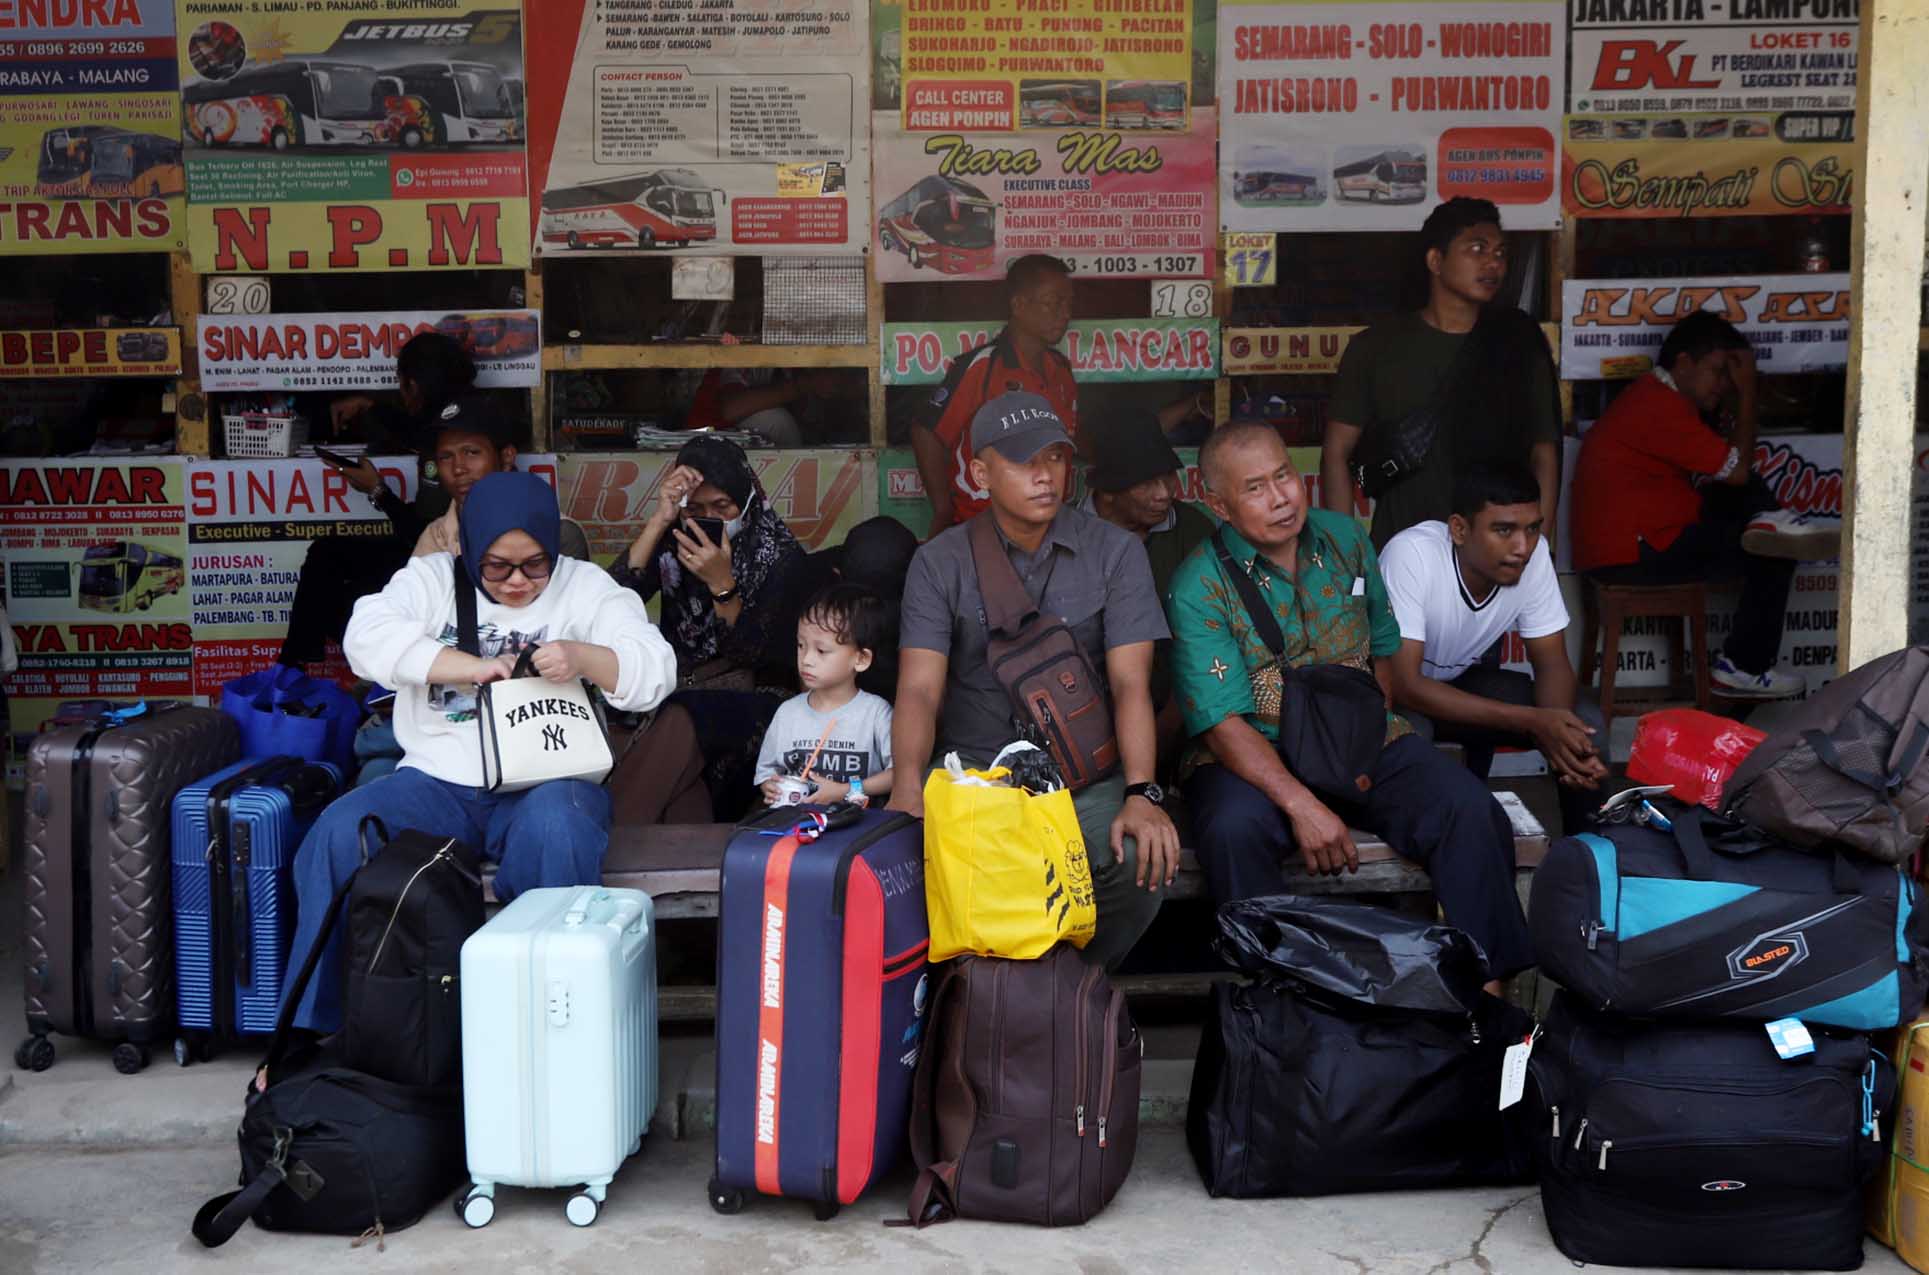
[478,554,551,583]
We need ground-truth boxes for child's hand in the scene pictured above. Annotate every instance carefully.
[759,777,786,806]
[807,772,850,805]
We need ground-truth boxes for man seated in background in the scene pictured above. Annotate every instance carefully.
[1080,406,1215,769]
[1168,421,1532,991]
[1569,311,1834,700]
[1380,463,1607,833]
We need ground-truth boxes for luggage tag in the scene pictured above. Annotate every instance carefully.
[1764,1017,1815,1061]
[1597,784,1674,827]
[1499,1023,1541,1110]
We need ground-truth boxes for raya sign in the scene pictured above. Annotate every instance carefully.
[0,327,180,378]
[0,1,184,254]
[1570,2,1860,116]
[880,319,1219,384]
[1,460,194,770]
[198,310,540,392]
[175,3,529,273]
[526,0,868,255]
[1561,273,1850,379]
[1218,0,1564,232]
[1562,113,1853,218]
[558,451,875,563]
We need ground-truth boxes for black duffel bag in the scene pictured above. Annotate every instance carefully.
[1527,992,1892,1271]
[1187,895,1534,1197]
[193,866,466,1249]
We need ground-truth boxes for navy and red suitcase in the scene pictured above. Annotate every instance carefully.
[708,805,930,1220]
[170,755,340,1065]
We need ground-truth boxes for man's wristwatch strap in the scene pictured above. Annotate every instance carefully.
[1124,781,1165,807]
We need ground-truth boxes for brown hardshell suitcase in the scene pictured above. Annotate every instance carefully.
[16,704,240,1074]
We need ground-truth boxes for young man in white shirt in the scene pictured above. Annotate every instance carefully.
[1380,463,1608,831]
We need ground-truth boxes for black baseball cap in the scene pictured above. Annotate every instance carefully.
[424,391,518,452]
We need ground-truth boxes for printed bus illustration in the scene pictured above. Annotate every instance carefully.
[877,175,996,274]
[389,61,523,144]
[37,127,183,198]
[183,61,434,150]
[1234,169,1324,205]
[1019,80,1100,127]
[1105,81,1186,130]
[435,313,539,360]
[1334,150,1427,204]
[538,170,723,250]
[78,541,185,614]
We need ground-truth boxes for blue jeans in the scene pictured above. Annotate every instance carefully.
[285,765,612,1032]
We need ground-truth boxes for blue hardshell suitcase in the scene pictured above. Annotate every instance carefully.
[170,755,339,1063]
[709,805,930,1220]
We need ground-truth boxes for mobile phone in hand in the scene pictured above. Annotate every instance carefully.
[313,445,356,470]
[682,514,727,545]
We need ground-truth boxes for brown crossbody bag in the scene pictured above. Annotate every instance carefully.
[967,514,1119,791]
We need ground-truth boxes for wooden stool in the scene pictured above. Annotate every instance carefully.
[1579,580,1712,729]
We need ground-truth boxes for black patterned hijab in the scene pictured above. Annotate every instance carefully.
[657,436,804,665]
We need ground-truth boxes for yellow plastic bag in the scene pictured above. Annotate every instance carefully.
[923,762,1096,962]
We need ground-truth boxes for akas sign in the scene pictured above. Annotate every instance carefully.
[880,319,1219,384]
[198,310,539,392]
[1561,273,1851,378]
[176,3,529,272]
[1219,0,1565,231]
[0,0,184,254]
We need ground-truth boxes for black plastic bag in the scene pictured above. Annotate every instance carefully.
[1189,897,1534,1198]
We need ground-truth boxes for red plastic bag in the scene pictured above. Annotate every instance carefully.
[1626,709,1767,811]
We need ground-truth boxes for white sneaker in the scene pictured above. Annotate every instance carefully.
[1741,509,1841,561]
[1711,654,1807,699]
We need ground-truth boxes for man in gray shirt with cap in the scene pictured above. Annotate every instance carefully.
[888,391,1178,971]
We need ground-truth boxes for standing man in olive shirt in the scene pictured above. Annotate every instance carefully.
[1320,198,1563,550]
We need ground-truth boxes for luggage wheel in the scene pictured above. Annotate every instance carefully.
[111,1043,148,1075]
[455,1183,495,1229]
[13,1035,54,1072]
[566,1189,601,1227]
[813,1200,840,1222]
[707,1177,744,1215]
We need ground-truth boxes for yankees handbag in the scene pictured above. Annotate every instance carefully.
[455,562,614,793]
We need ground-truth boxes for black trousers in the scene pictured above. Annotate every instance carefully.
[1402,665,1604,834]
[279,533,411,666]
[1589,476,1792,675]
[1183,733,1535,979]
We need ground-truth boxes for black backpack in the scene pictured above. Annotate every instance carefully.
[340,816,485,1088]
[192,866,467,1249]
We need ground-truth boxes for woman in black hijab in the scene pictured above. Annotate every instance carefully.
[609,435,809,818]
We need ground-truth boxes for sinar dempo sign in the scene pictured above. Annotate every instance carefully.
[880,319,1219,385]
[1561,273,1850,378]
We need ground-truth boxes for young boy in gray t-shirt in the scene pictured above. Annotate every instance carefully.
[755,583,896,807]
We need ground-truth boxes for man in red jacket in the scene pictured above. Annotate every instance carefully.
[1570,312,1836,699]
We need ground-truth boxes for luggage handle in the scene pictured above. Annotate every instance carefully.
[357,814,389,867]
[562,887,647,937]
[1672,804,1861,894]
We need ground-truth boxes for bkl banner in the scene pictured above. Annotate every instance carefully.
[880,319,1219,384]
[0,327,180,378]
[1,459,193,770]
[175,3,530,272]
[526,0,869,255]
[0,0,184,254]
[1218,0,1565,232]
[1563,112,1853,217]
[872,0,1216,280]
[198,310,539,392]
[1570,0,1860,117]
[558,450,874,563]
[1561,273,1851,379]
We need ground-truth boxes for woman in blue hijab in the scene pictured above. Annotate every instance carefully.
[280,472,678,1033]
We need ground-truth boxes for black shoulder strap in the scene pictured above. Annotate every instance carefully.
[1211,527,1285,660]
[967,513,1039,637]
[453,558,479,657]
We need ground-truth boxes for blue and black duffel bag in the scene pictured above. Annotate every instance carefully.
[1530,795,1929,1030]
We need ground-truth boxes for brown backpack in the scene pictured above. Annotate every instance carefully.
[1723,646,1929,864]
[968,513,1118,790]
[902,948,1140,1227]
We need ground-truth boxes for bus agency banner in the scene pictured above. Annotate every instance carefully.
[1560,273,1851,379]
[525,0,869,255]
[872,0,1216,281]
[197,310,539,392]
[1562,111,1853,218]
[1218,0,1565,232]
[0,0,184,254]
[174,3,530,272]
[2,459,192,772]
[880,318,1219,384]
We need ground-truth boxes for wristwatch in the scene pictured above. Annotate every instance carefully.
[1124,781,1165,807]
[709,580,740,604]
